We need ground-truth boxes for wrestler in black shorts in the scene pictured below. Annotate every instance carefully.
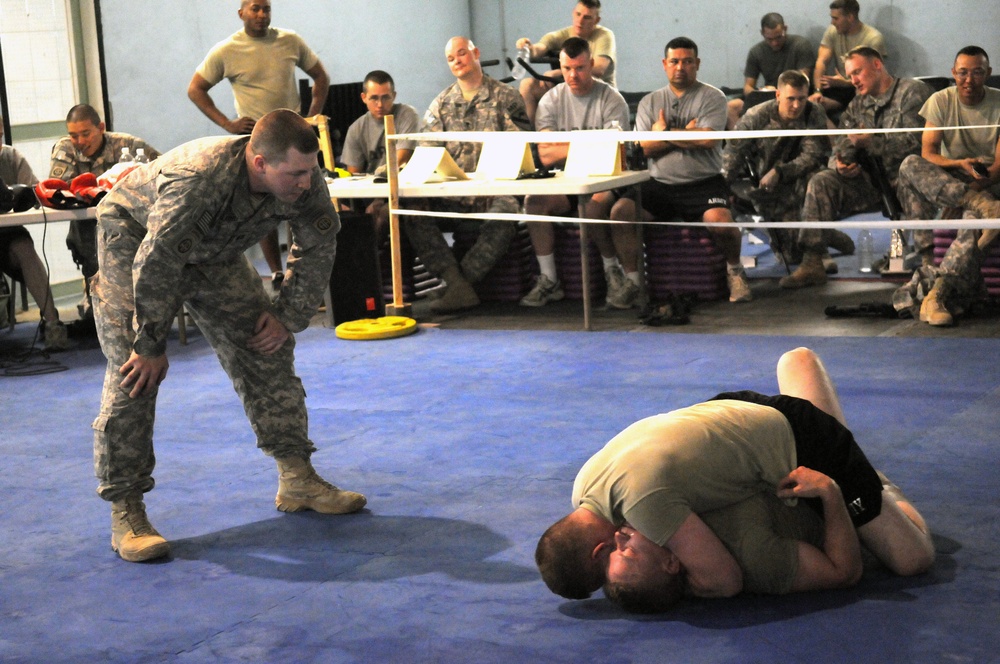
[711,389,884,527]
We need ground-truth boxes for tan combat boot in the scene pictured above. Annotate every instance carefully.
[919,284,953,326]
[430,267,480,314]
[111,494,170,562]
[779,251,828,289]
[275,457,367,514]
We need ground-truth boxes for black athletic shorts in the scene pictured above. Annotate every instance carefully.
[622,174,731,222]
[711,390,884,527]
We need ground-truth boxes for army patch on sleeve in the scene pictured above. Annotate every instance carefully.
[314,214,336,234]
[50,163,68,178]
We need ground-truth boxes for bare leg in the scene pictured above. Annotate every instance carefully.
[703,208,742,265]
[776,347,846,424]
[525,194,571,257]
[7,235,60,323]
[776,347,935,575]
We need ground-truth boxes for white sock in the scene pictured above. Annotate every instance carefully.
[537,254,558,281]
[602,256,620,271]
[625,271,641,285]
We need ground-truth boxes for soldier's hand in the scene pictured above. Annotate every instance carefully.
[776,466,839,500]
[759,168,780,191]
[119,351,169,399]
[247,311,290,356]
[652,109,668,132]
[228,117,256,135]
[835,157,862,179]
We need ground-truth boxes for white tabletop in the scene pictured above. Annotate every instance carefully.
[0,206,95,228]
[328,170,649,200]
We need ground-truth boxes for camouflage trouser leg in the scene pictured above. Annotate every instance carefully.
[756,187,807,263]
[896,154,969,253]
[937,219,987,305]
[92,225,161,502]
[458,196,518,283]
[93,242,315,501]
[403,209,461,279]
[182,256,316,462]
[801,169,880,251]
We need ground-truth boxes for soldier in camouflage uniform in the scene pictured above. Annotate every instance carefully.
[723,71,836,274]
[407,36,531,313]
[92,110,365,563]
[50,104,159,319]
[790,47,932,287]
[892,46,1000,326]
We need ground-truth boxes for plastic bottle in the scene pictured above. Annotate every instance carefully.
[119,147,134,164]
[134,148,149,165]
[510,45,531,80]
[857,230,875,273]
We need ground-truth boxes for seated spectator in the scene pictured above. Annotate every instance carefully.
[727,13,815,129]
[50,104,159,322]
[519,38,640,310]
[615,37,751,303]
[341,70,420,234]
[1,117,68,350]
[810,0,886,116]
[406,37,530,314]
[893,46,1000,326]
[792,47,931,288]
[723,71,853,281]
[514,0,616,125]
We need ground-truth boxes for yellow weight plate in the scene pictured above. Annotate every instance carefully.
[335,316,418,340]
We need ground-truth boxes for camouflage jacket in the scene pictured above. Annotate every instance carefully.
[50,132,160,181]
[422,75,531,172]
[96,135,339,357]
[835,77,933,180]
[723,99,831,187]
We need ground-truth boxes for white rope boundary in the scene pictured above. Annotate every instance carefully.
[391,125,1000,143]
[392,207,1000,230]
[384,124,1000,230]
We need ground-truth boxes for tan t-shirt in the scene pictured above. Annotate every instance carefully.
[572,400,798,546]
[920,86,1000,162]
[820,23,885,77]
[537,25,616,88]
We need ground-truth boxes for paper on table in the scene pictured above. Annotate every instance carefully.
[398,146,470,184]
[475,137,536,180]
[564,139,623,177]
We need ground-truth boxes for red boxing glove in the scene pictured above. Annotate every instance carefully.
[35,178,84,209]
[70,173,109,206]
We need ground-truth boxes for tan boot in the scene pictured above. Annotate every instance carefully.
[779,251,828,289]
[275,457,367,514]
[430,267,480,313]
[111,494,170,562]
[919,285,953,326]
[960,189,1000,220]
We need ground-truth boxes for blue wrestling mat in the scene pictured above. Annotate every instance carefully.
[1,325,996,662]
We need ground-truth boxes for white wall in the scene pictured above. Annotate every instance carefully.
[98,0,472,152]
[473,0,1000,95]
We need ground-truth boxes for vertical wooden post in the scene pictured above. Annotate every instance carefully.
[383,114,412,316]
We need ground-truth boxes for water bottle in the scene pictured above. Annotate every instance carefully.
[119,147,134,164]
[857,230,875,273]
[134,148,149,165]
[510,45,531,80]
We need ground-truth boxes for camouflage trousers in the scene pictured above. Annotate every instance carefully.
[802,168,935,253]
[745,178,809,262]
[896,154,974,252]
[403,196,518,283]
[892,212,988,315]
[92,222,315,501]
